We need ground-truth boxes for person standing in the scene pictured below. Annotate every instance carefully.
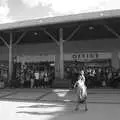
[30,70,34,88]
[74,70,88,111]
[44,72,49,88]
[34,70,39,88]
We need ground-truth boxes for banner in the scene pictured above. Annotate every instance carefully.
[16,54,55,63]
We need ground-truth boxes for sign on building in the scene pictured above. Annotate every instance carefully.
[64,52,112,61]
[16,54,55,63]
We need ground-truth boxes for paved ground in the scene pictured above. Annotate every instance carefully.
[0,88,120,120]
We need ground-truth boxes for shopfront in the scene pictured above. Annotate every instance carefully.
[12,54,55,88]
[64,52,112,68]
[64,52,112,88]
[0,64,8,88]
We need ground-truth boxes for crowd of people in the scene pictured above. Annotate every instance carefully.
[12,62,55,88]
[1,61,120,88]
[64,66,120,88]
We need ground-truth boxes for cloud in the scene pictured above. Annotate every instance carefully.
[47,0,106,14]
[21,0,120,16]
[21,0,51,8]
[0,0,13,23]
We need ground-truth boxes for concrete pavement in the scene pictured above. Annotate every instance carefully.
[0,88,120,120]
[0,88,120,103]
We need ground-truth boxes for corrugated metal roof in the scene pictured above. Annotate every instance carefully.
[0,9,120,31]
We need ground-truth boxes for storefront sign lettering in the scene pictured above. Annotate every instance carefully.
[72,53,99,60]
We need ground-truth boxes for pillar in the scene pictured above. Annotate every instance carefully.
[55,47,60,79]
[59,28,64,80]
[112,50,119,70]
[53,28,69,88]
[8,32,13,82]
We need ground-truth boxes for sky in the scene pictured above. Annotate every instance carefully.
[0,0,120,24]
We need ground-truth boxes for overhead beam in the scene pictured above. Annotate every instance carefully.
[0,35,9,48]
[103,24,120,39]
[43,29,59,46]
[14,31,26,45]
[65,25,81,42]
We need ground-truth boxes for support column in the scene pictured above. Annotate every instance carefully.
[55,47,60,79]
[53,28,69,88]
[112,50,119,70]
[9,32,13,82]
[59,28,64,80]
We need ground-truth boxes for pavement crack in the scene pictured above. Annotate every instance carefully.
[36,91,52,101]
[0,91,18,99]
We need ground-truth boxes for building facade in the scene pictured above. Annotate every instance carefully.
[0,38,120,87]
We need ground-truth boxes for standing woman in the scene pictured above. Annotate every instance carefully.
[74,70,88,111]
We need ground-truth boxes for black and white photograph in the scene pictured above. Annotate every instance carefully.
[0,0,120,120]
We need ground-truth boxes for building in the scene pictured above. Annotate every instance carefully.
[0,9,120,88]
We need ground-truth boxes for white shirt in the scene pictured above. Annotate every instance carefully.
[34,72,39,80]
[76,79,87,97]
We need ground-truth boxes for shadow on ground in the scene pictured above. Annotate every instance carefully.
[16,101,87,120]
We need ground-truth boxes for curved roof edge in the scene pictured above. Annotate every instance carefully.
[0,9,120,31]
